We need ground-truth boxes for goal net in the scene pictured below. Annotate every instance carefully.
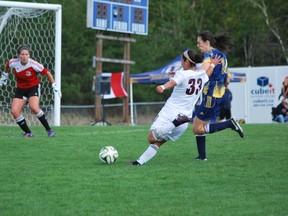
[0,1,62,126]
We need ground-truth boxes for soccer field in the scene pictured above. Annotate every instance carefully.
[0,124,287,216]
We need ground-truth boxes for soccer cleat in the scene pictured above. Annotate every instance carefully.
[47,129,55,137]
[173,114,192,127]
[195,156,207,161]
[128,161,141,166]
[23,132,34,138]
[230,118,244,138]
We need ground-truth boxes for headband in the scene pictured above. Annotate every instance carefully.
[183,50,196,64]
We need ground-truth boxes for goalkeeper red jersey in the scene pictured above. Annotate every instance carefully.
[6,58,48,89]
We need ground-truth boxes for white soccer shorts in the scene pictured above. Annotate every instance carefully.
[150,106,189,141]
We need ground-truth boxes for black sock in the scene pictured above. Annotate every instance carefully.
[172,119,180,127]
[172,115,191,127]
[37,111,51,131]
[208,119,233,133]
[16,116,31,133]
[196,135,206,159]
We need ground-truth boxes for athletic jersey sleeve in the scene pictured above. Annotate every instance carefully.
[7,58,19,68]
[202,51,212,64]
[30,59,48,75]
[171,69,185,85]
[226,68,231,78]
[202,49,228,98]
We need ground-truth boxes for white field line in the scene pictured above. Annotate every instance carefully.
[76,129,146,136]
[0,128,147,140]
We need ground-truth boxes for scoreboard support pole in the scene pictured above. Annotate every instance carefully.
[123,34,131,124]
[88,0,148,124]
[95,30,103,123]
[94,32,135,124]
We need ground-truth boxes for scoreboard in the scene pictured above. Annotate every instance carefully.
[87,0,149,35]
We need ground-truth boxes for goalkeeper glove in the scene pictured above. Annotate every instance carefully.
[52,83,62,98]
[0,72,8,87]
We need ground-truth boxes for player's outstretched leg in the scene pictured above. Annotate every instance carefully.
[205,118,244,138]
[127,161,141,166]
[128,144,159,166]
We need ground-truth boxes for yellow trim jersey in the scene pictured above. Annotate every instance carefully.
[202,49,230,98]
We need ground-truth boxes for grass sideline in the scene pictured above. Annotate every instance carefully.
[0,124,287,216]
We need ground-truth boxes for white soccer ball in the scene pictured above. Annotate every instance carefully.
[99,146,119,164]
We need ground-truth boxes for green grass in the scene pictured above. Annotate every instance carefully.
[0,124,287,216]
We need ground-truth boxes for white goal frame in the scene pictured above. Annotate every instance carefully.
[0,1,62,126]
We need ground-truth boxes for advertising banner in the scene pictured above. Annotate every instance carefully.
[247,68,277,123]
[229,66,288,123]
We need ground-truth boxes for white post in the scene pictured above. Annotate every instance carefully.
[54,6,62,126]
[129,79,135,125]
[0,1,61,10]
[245,66,251,123]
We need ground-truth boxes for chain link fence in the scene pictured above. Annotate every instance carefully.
[61,102,165,126]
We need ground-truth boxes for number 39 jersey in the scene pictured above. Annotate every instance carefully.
[165,69,209,117]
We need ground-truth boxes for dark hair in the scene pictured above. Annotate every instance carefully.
[17,45,31,55]
[182,49,203,67]
[198,30,232,53]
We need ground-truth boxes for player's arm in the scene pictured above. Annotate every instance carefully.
[45,70,62,98]
[4,63,10,73]
[224,68,231,87]
[200,62,210,72]
[199,53,211,71]
[156,79,177,94]
[45,70,55,84]
[282,99,288,109]
[0,63,10,87]
[282,85,288,98]
[225,77,230,87]
[205,54,221,77]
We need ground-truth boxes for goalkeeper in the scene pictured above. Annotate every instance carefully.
[0,44,61,137]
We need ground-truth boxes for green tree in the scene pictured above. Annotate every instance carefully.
[12,0,288,103]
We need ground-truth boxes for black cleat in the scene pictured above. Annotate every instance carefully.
[231,118,244,138]
[128,161,141,166]
[47,129,55,137]
[23,132,34,138]
[195,156,207,161]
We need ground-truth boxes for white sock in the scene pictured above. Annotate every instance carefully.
[137,144,159,165]
[204,124,210,133]
[36,110,44,118]
[15,115,25,122]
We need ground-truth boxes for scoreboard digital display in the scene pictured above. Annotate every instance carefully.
[87,0,149,35]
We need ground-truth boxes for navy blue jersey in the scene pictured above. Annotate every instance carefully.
[202,49,230,98]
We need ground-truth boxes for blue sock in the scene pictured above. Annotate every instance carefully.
[196,135,206,159]
[207,119,233,134]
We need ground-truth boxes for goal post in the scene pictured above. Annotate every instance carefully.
[0,1,62,126]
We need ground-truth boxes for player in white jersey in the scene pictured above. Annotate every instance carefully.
[128,49,221,166]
